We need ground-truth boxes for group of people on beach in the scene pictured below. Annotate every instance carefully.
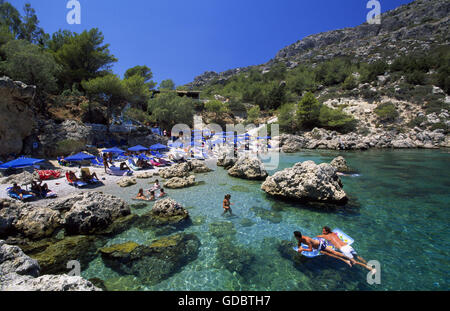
[135,180,167,201]
[294,227,375,272]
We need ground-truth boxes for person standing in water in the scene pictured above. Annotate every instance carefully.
[222,194,234,216]
[317,226,374,272]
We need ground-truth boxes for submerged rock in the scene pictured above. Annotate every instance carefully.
[29,235,98,275]
[227,156,268,180]
[99,233,200,285]
[0,240,100,291]
[216,238,255,276]
[209,221,236,239]
[164,175,196,189]
[250,206,282,223]
[261,161,348,205]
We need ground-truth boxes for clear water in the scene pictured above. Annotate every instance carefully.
[82,149,450,291]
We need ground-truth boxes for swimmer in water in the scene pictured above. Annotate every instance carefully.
[293,231,353,267]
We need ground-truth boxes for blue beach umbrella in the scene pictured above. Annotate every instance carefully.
[65,152,95,162]
[150,143,168,150]
[102,147,125,154]
[128,145,148,152]
[0,157,44,169]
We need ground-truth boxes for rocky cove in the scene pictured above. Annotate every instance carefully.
[1,149,448,291]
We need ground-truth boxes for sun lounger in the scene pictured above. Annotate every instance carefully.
[6,187,36,201]
[128,159,141,171]
[65,172,88,188]
[107,166,133,176]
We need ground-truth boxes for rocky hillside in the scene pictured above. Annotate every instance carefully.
[187,0,449,88]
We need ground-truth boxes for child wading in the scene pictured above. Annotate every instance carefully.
[222,194,234,216]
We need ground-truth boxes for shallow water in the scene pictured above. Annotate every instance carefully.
[82,149,450,291]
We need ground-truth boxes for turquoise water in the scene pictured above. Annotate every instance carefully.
[82,149,450,291]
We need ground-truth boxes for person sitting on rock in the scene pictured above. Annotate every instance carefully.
[158,188,167,198]
[293,231,353,267]
[136,188,149,201]
[11,183,32,199]
[31,180,49,194]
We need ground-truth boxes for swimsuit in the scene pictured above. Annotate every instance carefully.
[340,245,357,259]
[318,238,329,251]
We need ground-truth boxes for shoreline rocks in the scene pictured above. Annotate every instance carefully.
[261,161,348,205]
[278,127,448,152]
[330,156,351,173]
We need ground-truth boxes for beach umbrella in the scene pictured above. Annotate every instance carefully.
[211,139,223,145]
[150,143,168,150]
[128,145,148,152]
[65,152,95,162]
[102,147,125,154]
[257,136,271,140]
[0,157,44,169]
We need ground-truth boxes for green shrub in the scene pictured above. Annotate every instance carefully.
[296,92,321,130]
[374,102,399,122]
[278,103,296,133]
[406,71,426,85]
[247,106,261,124]
[318,106,357,133]
[342,75,357,90]
[124,107,151,124]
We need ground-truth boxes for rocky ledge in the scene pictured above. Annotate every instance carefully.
[137,198,190,228]
[0,191,131,240]
[0,240,100,291]
[159,160,212,179]
[261,160,348,205]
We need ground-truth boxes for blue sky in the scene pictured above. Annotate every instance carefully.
[10,0,414,86]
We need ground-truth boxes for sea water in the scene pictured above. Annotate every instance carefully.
[82,149,450,291]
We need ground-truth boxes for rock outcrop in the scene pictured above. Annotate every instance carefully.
[137,198,190,228]
[227,156,268,180]
[164,175,196,189]
[0,76,36,156]
[117,177,137,187]
[0,240,100,291]
[159,162,191,179]
[217,152,237,169]
[261,161,348,204]
[48,192,130,235]
[330,156,351,172]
